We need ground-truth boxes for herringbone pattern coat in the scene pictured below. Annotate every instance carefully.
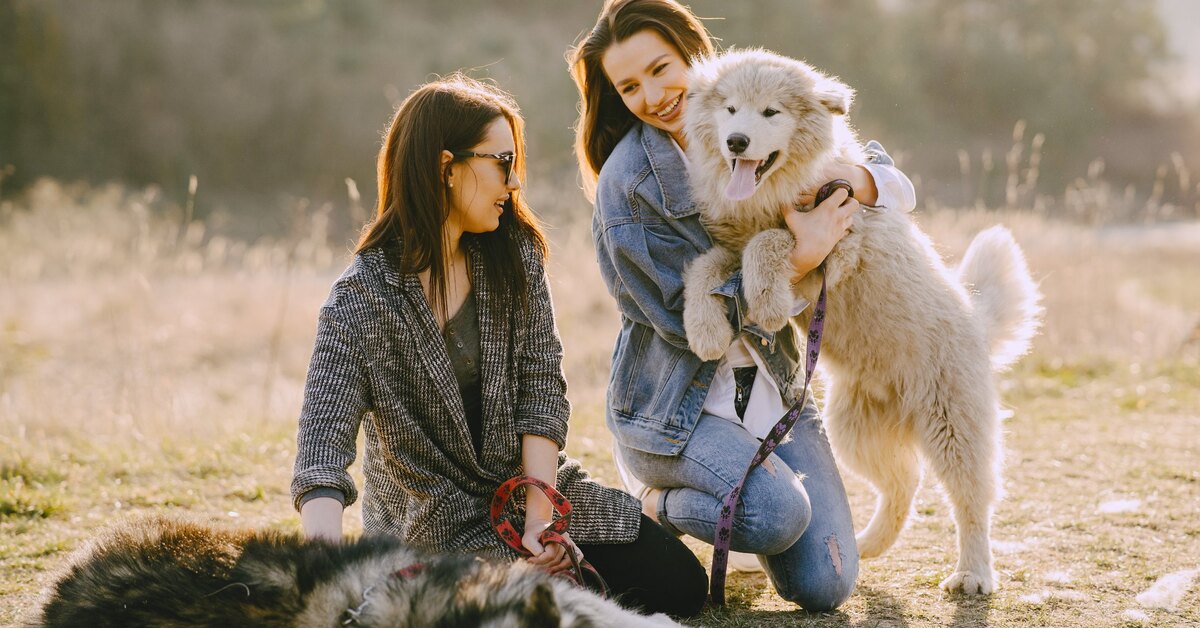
[291,237,640,558]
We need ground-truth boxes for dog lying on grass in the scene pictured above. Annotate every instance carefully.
[682,48,1042,594]
[38,517,680,627]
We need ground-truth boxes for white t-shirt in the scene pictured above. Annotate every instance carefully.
[700,329,796,439]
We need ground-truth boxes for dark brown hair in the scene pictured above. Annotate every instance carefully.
[358,74,547,318]
[568,0,714,200]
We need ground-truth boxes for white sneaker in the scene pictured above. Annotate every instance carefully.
[727,550,765,573]
[612,442,645,497]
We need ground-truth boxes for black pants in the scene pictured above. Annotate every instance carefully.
[575,514,708,618]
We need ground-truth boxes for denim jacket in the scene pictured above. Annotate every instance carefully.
[593,123,903,456]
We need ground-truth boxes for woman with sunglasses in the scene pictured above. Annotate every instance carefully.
[569,0,916,611]
[291,74,707,618]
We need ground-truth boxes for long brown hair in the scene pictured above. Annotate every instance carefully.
[358,74,547,318]
[568,0,714,200]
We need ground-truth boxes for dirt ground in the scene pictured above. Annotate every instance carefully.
[2,191,1197,626]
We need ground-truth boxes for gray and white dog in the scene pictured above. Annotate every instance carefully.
[682,49,1042,595]
[37,518,681,627]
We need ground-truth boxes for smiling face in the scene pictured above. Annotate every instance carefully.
[601,29,690,147]
[445,116,520,237]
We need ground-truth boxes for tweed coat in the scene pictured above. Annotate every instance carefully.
[291,234,641,559]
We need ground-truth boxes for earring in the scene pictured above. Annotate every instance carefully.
[448,182,454,188]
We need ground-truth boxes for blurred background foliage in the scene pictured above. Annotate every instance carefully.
[2,0,1198,234]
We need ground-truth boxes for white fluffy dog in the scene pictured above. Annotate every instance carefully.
[682,49,1043,595]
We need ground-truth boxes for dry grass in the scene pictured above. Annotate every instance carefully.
[1,180,1198,626]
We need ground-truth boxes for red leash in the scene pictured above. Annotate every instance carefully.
[490,475,609,597]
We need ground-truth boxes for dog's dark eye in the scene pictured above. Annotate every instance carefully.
[763,108,779,118]
[726,106,736,114]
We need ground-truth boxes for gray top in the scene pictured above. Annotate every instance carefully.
[442,290,483,456]
[290,236,641,558]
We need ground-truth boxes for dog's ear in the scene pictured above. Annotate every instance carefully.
[816,79,854,116]
[521,582,560,628]
[686,53,721,101]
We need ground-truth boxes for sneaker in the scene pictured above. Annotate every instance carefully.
[612,442,645,497]
[727,550,765,573]
[614,443,657,517]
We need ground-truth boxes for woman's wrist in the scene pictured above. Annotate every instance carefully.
[789,268,813,286]
[847,164,878,205]
[520,433,559,523]
[300,496,344,541]
[524,517,551,532]
[789,245,823,283]
[525,489,554,524]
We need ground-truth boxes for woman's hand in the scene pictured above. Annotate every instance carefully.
[782,187,860,282]
[522,520,576,574]
[796,162,878,207]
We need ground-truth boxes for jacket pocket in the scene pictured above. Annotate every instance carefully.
[610,323,689,429]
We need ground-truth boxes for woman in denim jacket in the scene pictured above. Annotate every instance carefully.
[569,0,915,611]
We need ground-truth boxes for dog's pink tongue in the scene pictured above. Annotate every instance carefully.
[725,159,761,201]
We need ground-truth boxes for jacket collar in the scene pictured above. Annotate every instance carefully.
[363,242,474,296]
[638,124,696,217]
[360,247,406,290]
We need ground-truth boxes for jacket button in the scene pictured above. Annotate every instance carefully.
[760,338,768,347]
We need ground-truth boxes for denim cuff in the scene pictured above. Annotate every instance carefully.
[656,488,686,538]
[710,271,777,347]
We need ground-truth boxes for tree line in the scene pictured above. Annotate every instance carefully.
[2,0,1195,229]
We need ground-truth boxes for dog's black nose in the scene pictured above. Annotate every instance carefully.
[726,133,750,154]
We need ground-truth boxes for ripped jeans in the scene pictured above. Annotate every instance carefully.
[618,399,859,611]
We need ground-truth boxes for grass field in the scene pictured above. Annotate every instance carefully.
[1,180,1198,626]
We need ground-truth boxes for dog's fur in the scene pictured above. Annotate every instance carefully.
[682,49,1043,595]
[37,518,680,627]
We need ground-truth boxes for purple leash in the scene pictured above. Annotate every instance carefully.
[708,278,826,604]
[706,179,848,604]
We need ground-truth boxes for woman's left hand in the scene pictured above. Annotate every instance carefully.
[522,521,576,574]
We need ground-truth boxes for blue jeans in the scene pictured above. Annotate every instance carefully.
[618,400,858,611]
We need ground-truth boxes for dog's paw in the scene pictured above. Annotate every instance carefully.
[688,325,732,361]
[939,569,996,595]
[746,290,791,332]
[684,299,734,361]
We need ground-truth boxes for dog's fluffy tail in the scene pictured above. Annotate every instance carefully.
[956,226,1043,371]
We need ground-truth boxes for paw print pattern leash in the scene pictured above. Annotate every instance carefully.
[491,475,609,597]
[708,179,849,605]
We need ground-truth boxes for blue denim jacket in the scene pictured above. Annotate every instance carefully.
[593,123,899,456]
